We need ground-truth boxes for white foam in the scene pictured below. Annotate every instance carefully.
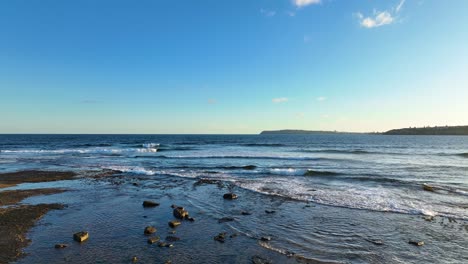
[105,166,156,175]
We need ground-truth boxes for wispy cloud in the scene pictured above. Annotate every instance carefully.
[316,96,327,101]
[293,0,321,8]
[260,8,276,17]
[80,99,99,104]
[355,0,405,28]
[272,97,288,103]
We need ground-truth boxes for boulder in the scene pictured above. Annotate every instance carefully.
[147,236,160,244]
[169,220,181,228]
[158,242,174,248]
[214,232,227,243]
[144,226,157,235]
[223,193,238,200]
[73,231,89,242]
[173,207,189,219]
[408,240,424,246]
[54,244,68,249]
[422,184,434,192]
[143,200,160,207]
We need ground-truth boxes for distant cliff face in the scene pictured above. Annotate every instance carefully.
[384,126,468,135]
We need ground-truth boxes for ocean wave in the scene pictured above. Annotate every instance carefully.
[145,155,320,161]
[0,145,159,154]
[303,170,341,176]
[236,179,468,220]
[241,143,286,147]
[456,153,468,158]
[105,166,156,175]
[297,149,387,155]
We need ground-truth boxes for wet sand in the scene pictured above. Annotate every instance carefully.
[0,171,75,263]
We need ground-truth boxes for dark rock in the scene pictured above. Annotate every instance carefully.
[54,244,68,249]
[187,217,195,222]
[422,184,434,192]
[166,236,181,242]
[173,207,189,219]
[409,240,424,246]
[214,232,227,243]
[265,210,276,214]
[260,236,272,241]
[143,200,160,207]
[132,182,139,186]
[144,226,157,235]
[241,211,252,215]
[132,256,138,262]
[147,236,160,244]
[169,220,181,228]
[252,256,272,264]
[218,217,235,223]
[171,204,177,208]
[73,231,89,242]
[223,193,238,200]
[158,242,174,248]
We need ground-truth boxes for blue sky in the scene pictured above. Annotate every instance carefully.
[1,0,467,133]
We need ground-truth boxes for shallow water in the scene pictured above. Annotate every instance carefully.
[1,134,468,263]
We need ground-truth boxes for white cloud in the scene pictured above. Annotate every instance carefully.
[293,0,321,8]
[316,96,327,101]
[272,97,288,103]
[395,0,406,13]
[260,8,276,17]
[356,0,405,29]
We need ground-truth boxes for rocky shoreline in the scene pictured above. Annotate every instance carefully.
[0,171,76,263]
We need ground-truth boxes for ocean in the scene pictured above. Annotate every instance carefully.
[1,134,467,263]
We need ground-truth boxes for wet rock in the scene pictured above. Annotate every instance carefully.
[158,242,174,248]
[422,184,434,192]
[142,200,160,207]
[173,207,189,219]
[132,256,138,262]
[169,220,181,228]
[214,232,227,243]
[73,231,89,242]
[187,217,195,222]
[165,236,181,242]
[218,217,234,223]
[252,256,272,264]
[147,236,160,244]
[408,240,424,246]
[423,215,434,221]
[265,210,276,214]
[171,204,177,209]
[260,236,272,241]
[54,244,68,249]
[144,226,157,235]
[241,211,252,215]
[223,193,238,200]
[132,182,139,186]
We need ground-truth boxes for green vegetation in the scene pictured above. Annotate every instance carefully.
[384,126,468,135]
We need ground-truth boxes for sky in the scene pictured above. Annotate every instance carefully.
[0,0,467,134]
